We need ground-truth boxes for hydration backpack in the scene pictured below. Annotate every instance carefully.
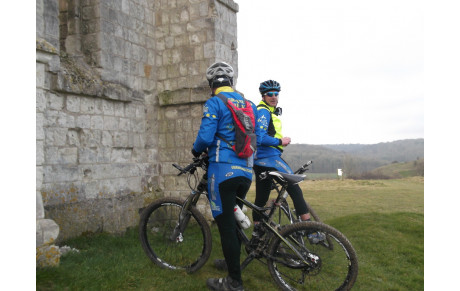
[215,93,257,159]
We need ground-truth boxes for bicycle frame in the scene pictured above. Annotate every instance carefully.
[171,157,316,269]
[234,171,316,270]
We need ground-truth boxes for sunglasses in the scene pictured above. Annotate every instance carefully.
[265,92,279,97]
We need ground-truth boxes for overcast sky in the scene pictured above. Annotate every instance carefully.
[235,0,424,145]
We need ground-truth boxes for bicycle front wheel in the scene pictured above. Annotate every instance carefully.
[139,197,212,273]
[267,221,358,291]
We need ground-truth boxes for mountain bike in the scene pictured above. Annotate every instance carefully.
[139,156,358,290]
[271,160,335,250]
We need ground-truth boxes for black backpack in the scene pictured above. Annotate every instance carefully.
[215,93,257,159]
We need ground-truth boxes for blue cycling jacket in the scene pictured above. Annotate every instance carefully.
[255,100,284,159]
[192,87,259,168]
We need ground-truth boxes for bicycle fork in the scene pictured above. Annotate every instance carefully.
[169,190,202,242]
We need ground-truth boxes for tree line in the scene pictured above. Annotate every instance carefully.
[281,139,424,175]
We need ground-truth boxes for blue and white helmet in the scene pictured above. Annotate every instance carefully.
[206,62,234,88]
[259,80,281,95]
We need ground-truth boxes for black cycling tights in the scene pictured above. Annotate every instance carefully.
[214,176,251,285]
[252,165,309,222]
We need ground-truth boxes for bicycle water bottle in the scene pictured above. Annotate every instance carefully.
[234,205,251,229]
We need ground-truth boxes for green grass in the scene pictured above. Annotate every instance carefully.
[37,177,424,290]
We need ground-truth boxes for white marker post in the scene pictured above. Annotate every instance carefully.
[338,169,343,180]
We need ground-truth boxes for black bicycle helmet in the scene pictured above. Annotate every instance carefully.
[206,61,234,88]
[259,80,281,95]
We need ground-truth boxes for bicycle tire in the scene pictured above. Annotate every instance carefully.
[267,221,358,291]
[139,197,212,273]
[305,202,320,222]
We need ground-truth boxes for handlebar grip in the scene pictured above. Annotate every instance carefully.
[172,163,183,171]
[173,156,206,176]
[303,161,312,167]
[181,163,195,173]
[294,161,313,174]
[172,163,186,176]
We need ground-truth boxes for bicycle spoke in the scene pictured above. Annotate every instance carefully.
[139,198,212,273]
[267,222,358,291]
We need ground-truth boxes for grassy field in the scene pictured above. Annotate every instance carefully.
[37,177,424,290]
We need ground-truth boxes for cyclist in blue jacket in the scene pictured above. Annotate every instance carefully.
[251,80,324,244]
[192,62,258,291]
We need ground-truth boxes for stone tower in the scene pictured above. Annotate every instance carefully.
[36,0,239,266]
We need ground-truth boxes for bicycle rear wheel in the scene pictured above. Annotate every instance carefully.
[139,197,212,273]
[267,221,358,291]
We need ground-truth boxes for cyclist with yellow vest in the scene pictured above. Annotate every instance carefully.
[251,80,324,244]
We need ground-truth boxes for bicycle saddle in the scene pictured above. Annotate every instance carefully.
[268,171,306,185]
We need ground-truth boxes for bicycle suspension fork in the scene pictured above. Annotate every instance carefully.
[170,174,208,242]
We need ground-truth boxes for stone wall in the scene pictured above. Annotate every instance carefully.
[152,0,239,216]
[36,0,239,264]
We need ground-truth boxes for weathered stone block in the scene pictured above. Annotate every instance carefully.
[36,244,60,268]
[103,116,119,130]
[37,190,45,219]
[101,131,114,146]
[80,129,102,147]
[67,129,81,146]
[78,147,98,164]
[37,165,44,192]
[111,147,133,163]
[114,102,125,117]
[66,95,81,112]
[46,128,68,146]
[37,63,46,89]
[57,111,75,128]
[80,97,96,114]
[36,218,60,246]
[203,42,215,58]
[102,99,115,115]
[113,131,129,147]
[37,90,47,112]
[91,115,104,130]
[58,147,78,164]
[97,146,112,163]
[37,113,45,141]
[119,118,131,131]
[76,115,91,129]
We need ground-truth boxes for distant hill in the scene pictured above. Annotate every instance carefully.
[282,139,424,174]
[322,139,424,162]
[365,159,424,179]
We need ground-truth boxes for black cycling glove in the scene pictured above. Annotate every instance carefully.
[191,148,201,158]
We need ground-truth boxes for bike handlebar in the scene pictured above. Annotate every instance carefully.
[172,155,208,176]
[294,160,313,174]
